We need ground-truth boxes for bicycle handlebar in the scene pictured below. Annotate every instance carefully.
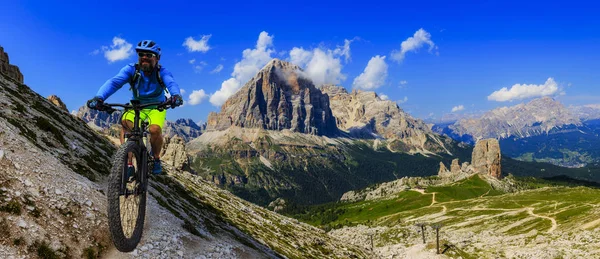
[94,100,174,114]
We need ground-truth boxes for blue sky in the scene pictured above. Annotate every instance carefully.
[1,0,599,124]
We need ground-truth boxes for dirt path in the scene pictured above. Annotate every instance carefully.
[410,189,437,206]
[581,218,600,230]
[429,193,437,206]
[526,207,557,233]
[479,189,491,198]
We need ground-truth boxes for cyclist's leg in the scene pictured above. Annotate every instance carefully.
[146,108,166,160]
[122,110,149,165]
[121,110,136,145]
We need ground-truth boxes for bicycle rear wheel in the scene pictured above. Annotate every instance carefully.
[107,141,147,252]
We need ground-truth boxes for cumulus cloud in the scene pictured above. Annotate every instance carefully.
[189,59,196,64]
[333,38,356,62]
[287,39,355,87]
[209,31,275,106]
[188,89,209,105]
[391,28,437,63]
[487,78,559,102]
[352,55,388,90]
[183,35,212,53]
[379,94,389,100]
[210,64,224,74]
[451,105,465,112]
[101,37,134,63]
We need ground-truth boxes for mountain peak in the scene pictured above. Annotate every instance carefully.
[206,58,338,136]
[261,58,301,71]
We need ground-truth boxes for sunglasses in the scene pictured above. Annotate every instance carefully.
[138,52,157,58]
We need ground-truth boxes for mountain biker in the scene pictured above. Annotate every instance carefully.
[87,40,183,174]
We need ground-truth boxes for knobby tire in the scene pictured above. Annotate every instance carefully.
[107,141,147,252]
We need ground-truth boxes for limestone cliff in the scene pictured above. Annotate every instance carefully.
[206,59,338,136]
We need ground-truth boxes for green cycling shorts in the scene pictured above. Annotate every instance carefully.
[122,108,166,130]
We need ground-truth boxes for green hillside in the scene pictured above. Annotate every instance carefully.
[191,138,471,206]
[284,175,600,258]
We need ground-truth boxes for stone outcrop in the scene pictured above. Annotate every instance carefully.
[471,138,502,178]
[160,135,189,171]
[267,198,287,213]
[438,162,449,176]
[320,84,451,154]
[450,158,461,174]
[0,46,24,83]
[206,59,338,136]
[47,95,68,111]
[437,138,502,179]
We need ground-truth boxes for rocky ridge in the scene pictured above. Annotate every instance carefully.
[320,84,452,155]
[0,46,23,84]
[446,97,582,143]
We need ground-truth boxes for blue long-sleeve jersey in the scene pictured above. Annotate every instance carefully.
[96,64,181,105]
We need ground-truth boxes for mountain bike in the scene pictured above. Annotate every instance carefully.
[92,99,173,252]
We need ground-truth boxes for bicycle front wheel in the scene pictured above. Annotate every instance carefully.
[107,141,147,252]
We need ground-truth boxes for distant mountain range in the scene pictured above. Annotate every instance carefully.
[434,97,600,167]
[74,105,205,142]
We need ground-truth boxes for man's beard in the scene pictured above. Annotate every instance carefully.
[140,62,154,72]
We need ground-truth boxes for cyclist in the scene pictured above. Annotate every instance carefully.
[87,40,183,174]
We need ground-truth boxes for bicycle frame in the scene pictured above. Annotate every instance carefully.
[100,99,171,196]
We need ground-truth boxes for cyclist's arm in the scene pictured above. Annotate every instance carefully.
[96,64,134,100]
[160,68,181,97]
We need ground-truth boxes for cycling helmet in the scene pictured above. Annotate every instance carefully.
[136,40,161,57]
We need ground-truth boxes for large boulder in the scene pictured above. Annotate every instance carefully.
[47,95,68,112]
[161,135,189,171]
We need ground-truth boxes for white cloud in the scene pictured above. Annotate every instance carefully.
[352,55,388,90]
[397,96,408,104]
[333,38,356,63]
[210,64,224,74]
[379,94,389,100]
[89,49,100,55]
[188,89,208,105]
[180,89,186,95]
[210,31,275,106]
[189,59,196,64]
[400,80,408,85]
[183,35,212,53]
[451,105,465,112]
[487,77,560,102]
[101,37,134,63]
[287,40,354,87]
[391,28,437,63]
